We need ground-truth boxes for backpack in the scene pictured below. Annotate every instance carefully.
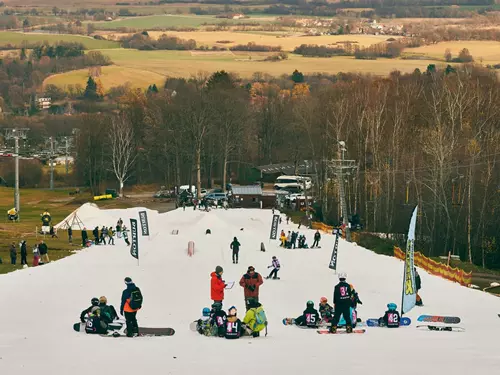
[255,306,267,326]
[129,288,143,310]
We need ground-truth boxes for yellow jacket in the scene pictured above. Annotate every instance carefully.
[243,306,266,332]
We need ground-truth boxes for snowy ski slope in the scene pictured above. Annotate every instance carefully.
[1,206,499,375]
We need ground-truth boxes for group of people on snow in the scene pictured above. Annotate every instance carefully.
[7,240,49,266]
[80,219,129,247]
[279,230,321,249]
[79,277,143,337]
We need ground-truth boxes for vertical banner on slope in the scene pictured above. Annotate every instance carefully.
[130,218,139,262]
[138,211,150,236]
[329,231,340,271]
[269,214,279,240]
[401,206,418,315]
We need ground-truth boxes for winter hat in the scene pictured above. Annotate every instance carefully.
[215,266,223,274]
[248,266,255,272]
[124,277,133,284]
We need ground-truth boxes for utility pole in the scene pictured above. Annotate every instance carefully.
[49,136,54,190]
[64,136,69,175]
[4,128,29,219]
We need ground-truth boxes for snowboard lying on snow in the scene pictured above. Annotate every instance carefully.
[366,317,411,327]
[416,325,465,332]
[73,321,123,332]
[417,315,461,324]
[109,327,175,337]
[317,328,366,334]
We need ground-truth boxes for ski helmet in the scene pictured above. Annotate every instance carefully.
[387,303,397,311]
[272,256,276,259]
[320,297,328,304]
[338,272,347,281]
[99,296,107,304]
[228,306,237,316]
[202,307,211,317]
[306,300,314,307]
[211,302,222,311]
[91,297,99,306]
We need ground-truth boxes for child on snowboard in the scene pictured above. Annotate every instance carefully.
[294,300,320,328]
[225,306,242,339]
[196,307,212,336]
[378,303,401,328]
[210,302,227,337]
[266,256,280,279]
[319,297,334,323]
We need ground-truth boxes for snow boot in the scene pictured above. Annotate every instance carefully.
[346,325,353,333]
[330,325,337,334]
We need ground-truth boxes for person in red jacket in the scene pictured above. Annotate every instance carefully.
[211,266,226,304]
[239,266,264,310]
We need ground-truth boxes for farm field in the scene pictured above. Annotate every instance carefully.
[92,14,276,30]
[407,41,500,64]
[0,32,120,49]
[145,31,393,51]
[44,48,443,91]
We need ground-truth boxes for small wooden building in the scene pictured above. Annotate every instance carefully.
[231,186,263,208]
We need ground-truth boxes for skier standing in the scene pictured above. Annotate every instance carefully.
[120,277,142,337]
[312,230,321,248]
[240,266,264,310]
[294,300,320,328]
[378,303,401,328]
[266,256,280,279]
[330,272,353,333]
[230,237,241,264]
[211,266,225,304]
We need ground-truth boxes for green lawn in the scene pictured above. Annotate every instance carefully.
[92,14,274,30]
[0,32,120,49]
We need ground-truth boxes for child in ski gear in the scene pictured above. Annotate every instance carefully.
[122,226,130,246]
[350,285,363,309]
[121,277,142,337]
[210,302,227,337]
[242,298,267,337]
[378,303,401,328]
[225,306,242,339]
[319,297,334,323]
[98,296,118,324]
[330,272,353,333]
[196,307,212,336]
[230,237,241,264]
[266,256,280,279]
[294,301,320,328]
[240,266,264,310]
[312,230,321,248]
[280,231,286,247]
[211,266,225,303]
[80,297,100,323]
[415,268,423,306]
[85,306,107,334]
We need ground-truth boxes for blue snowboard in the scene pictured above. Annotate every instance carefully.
[366,317,411,327]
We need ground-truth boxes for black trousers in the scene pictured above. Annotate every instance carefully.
[312,239,319,248]
[332,305,351,327]
[268,268,279,279]
[232,250,239,263]
[124,311,139,336]
[11,256,16,265]
[21,254,27,265]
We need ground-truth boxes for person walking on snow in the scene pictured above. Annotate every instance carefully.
[230,237,241,264]
[120,277,142,337]
[211,266,226,304]
[330,272,353,334]
[312,230,321,248]
[266,256,280,279]
[240,266,264,310]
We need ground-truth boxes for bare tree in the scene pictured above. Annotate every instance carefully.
[109,114,138,197]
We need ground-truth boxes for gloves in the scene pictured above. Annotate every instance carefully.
[248,285,255,292]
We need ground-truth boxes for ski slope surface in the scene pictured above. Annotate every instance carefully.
[1,206,499,375]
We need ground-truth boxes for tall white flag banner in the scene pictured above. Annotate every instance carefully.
[401,206,418,315]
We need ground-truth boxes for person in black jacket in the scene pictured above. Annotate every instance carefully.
[312,230,321,248]
[210,302,227,337]
[225,306,242,339]
[68,227,73,244]
[20,240,27,265]
[81,228,88,247]
[9,242,16,265]
[330,272,353,333]
[93,227,99,245]
[230,237,241,264]
[80,297,100,323]
[38,240,49,264]
[294,301,320,328]
[415,268,423,306]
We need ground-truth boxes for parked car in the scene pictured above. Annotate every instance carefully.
[205,192,227,202]
[274,175,312,191]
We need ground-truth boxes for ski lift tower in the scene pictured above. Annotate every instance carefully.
[4,128,29,218]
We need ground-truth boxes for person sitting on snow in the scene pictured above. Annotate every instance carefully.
[80,297,100,323]
[319,296,334,323]
[210,302,227,337]
[378,303,401,328]
[242,298,267,337]
[225,306,242,339]
[196,307,212,336]
[98,296,118,324]
[85,306,108,334]
[294,300,320,328]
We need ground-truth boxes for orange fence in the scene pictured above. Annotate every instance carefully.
[394,247,472,287]
[311,222,347,239]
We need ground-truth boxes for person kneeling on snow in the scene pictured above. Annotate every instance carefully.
[294,300,320,328]
[197,307,212,336]
[319,297,334,323]
[210,302,227,337]
[242,298,267,337]
[85,306,108,334]
[378,303,400,328]
[225,306,242,339]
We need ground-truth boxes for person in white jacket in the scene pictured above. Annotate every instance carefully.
[266,256,280,279]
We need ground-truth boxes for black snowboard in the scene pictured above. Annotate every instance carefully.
[73,322,123,332]
[121,327,175,337]
[417,325,465,332]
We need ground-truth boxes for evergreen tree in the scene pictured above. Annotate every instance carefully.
[84,76,98,99]
[291,69,304,83]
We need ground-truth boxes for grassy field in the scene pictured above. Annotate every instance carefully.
[407,41,500,64]
[0,31,120,49]
[146,31,391,51]
[92,14,275,30]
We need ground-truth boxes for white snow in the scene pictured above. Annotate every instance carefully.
[1,207,499,375]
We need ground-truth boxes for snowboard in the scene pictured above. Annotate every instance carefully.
[105,327,175,337]
[265,277,280,280]
[417,315,461,324]
[225,281,235,290]
[73,321,123,332]
[317,328,366,334]
[416,325,465,332]
[366,317,411,327]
